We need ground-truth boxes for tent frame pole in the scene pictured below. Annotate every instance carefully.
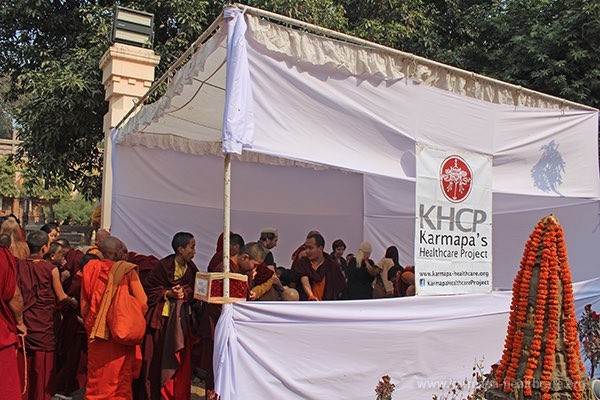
[222,153,231,298]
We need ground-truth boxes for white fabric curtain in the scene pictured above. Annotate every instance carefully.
[111,145,364,267]
[214,278,600,400]
[111,145,600,287]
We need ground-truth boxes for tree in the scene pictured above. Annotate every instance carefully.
[247,0,347,31]
[0,156,66,201]
[427,0,600,109]
[340,0,438,56]
[0,1,220,199]
[53,193,95,225]
[0,109,11,140]
[0,156,18,197]
[0,78,14,140]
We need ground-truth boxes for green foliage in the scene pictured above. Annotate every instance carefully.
[0,155,66,199]
[428,0,600,108]
[0,109,11,140]
[340,0,438,56]
[53,193,95,225]
[0,156,18,197]
[0,78,14,140]
[248,0,347,31]
[0,0,219,199]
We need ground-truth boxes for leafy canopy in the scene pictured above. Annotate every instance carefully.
[0,0,218,199]
[53,193,95,225]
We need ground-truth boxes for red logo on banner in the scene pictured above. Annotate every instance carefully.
[440,155,473,203]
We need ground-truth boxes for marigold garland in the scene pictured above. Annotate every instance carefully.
[494,215,589,399]
[495,220,543,391]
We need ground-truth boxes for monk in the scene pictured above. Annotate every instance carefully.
[40,222,61,242]
[0,245,27,400]
[44,241,68,282]
[80,236,147,400]
[199,241,267,391]
[55,238,84,279]
[207,232,227,272]
[292,232,346,301]
[86,229,110,259]
[138,232,199,400]
[127,251,159,285]
[17,230,76,400]
[51,248,92,397]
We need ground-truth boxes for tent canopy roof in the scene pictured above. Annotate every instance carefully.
[117,5,599,197]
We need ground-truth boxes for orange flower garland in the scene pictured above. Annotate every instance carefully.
[495,220,543,391]
[556,224,585,400]
[523,228,552,396]
[539,226,559,400]
[494,216,588,398]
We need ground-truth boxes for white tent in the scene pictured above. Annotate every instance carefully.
[114,6,599,289]
[112,6,600,399]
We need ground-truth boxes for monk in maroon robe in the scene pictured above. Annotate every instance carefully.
[127,251,159,285]
[54,239,84,277]
[51,251,95,397]
[17,231,76,400]
[292,232,345,301]
[199,241,267,391]
[207,233,225,272]
[137,232,198,400]
[0,246,26,400]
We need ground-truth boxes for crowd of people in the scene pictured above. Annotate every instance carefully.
[0,217,415,400]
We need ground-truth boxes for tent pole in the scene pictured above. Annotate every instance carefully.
[223,153,231,298]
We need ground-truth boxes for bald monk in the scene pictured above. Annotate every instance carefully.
[0,246,27,400]
[81,237,147,400]
[281,287,300,301]
[86,229,110,259]
[18,230,76,400]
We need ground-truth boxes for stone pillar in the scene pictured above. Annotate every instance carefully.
[99,43,160,229]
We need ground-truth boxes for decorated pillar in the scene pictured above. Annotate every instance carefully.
[99,43,160,229]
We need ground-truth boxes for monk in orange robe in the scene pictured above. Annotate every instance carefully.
[86,229,110,260]
[81,237,147,400]
[0,246,27,400]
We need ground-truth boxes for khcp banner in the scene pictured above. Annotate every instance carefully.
[415,143,492,295]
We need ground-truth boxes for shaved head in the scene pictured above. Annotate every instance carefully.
[96,229,111,246]
[99,236,127,261]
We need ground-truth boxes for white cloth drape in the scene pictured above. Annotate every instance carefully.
[222,7,254,154]
[214,278,600,400]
